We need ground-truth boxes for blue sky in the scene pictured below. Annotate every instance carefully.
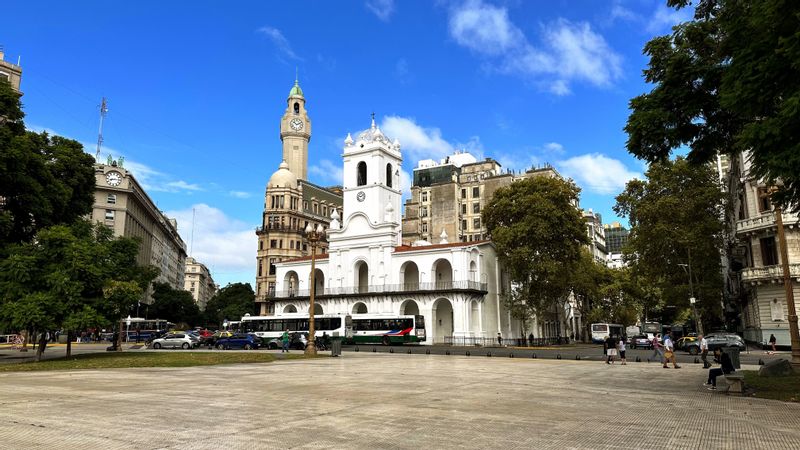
[3,0,691,287]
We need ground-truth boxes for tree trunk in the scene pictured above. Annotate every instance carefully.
[66,331,72,358]
[35,333,47,362]
[117,320,124,352]
[20,329,28,352]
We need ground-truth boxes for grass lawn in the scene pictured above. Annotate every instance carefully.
[0,352,309,372]
[743,370,800,402]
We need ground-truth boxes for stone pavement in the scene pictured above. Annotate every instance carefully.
[0,353,798,449]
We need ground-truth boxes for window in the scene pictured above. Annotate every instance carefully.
[279,240,283,249]
[473,218,481,230]
[258,261,263,277]
[270,240,277,249]
[421,191,428,202]
[462,219,467,230]
[760,236,779,266]
[290,241,294,249]
[386,163,393,188]
[313,203,318,214]
[461,204,467,214]
[107,194,116,204]
[357,161,367,186]
[294,102,299,114]
[472,187,480,198]
[303,201,308,211]
[461,189,467,199]
[422,222,428,233]
[259,240,263,250]
[420,206,428,218]
[758,188,772,213]
[269,258,276,275]
[0,73,8,83]
[322,206,327,217]
[105,210,115,220]
[472,202,480,214]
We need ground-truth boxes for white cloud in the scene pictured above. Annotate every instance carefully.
[543,142,564,154]
[610,0,637,22]
[165,203,257,281]
[380,116,454,163]
[308,159,344,186]
[447,0,622,94]
[366,0,396,21]
[394,58,411,83]
[257,26,303,61]
[557,153,641,195]
[646,4,692,34]
[228,191,252,199]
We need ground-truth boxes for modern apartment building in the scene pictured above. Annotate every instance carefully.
[92,158,187,299]
[402,152,560,244]
[583,210,607,264]
[184,257,217,311]
[0,47,22,92]
[254,80,343,315]
[604,222,629,254]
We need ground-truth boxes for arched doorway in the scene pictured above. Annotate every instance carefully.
[354,260,369,293]
[399,299,419,316]
[432,259,453,287]
[312,268,324,296]
[352,302,368,314]
[313,303,323,315]
[283,304,297,313]
[432,298,453,344]
[400,261,419,290]
[284,271,299,296]
[469,261,477,282]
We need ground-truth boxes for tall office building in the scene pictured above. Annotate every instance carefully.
[583,210,607,264]
[604,222,629,254]
[184,257,217,311]
[255,80,343,315]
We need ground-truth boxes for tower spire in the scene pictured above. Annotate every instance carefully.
[371,112,376,129]
[95,97,108,161]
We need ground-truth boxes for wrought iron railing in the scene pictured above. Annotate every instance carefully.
[268,280,488,298]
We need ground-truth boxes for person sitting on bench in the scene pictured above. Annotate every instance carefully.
[706,348,734,390]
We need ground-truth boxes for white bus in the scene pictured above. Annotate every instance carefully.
[240,313,353,343]
[590,323,624,344]
[351,314,426,345]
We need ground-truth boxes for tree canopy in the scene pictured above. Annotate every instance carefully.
[149,282,201,327]
[202,283,256,328]
[614,157,725,327]
[625,0,800,209]
[484,175,589,320]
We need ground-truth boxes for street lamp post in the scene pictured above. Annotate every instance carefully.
[305,223,325,356]
[679,248,704,335]
[772,199,800,366]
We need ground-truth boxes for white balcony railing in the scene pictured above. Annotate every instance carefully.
[741,263,800,283]
[736,212,800,236]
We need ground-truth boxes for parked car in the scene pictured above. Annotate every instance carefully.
[266,332,307,350]
[684,333,745,354]
[629,335,652,350]
[151,333,197,349]
[215,333,260,350]
[203,330,233,347]
[676,336,697,350]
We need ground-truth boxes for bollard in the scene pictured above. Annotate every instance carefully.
[509,353,514,358]
[635,356,641,362]
[466,351,470,357]
[694,357,699,364]
[557,354,561,360]
[575,355,580,361]
[446,350,450,355]
[408,349,412,354]
[486,352,492,357]
[426,349,430,355]
[389,348,394,354]
[373,347,377,353]
[758,358,765,365]
[355,346,359,352]
[532,353,537,359]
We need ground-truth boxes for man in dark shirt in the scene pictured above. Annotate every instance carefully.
[706,349,735,390]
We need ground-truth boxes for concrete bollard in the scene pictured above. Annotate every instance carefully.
[355,346,359,352]
[557,354,561,360]
[635,356,641,362]
[575,355,580,360]
[509,353,514,358]
[532,353,537,359]
[446,350,450,355]
[389,348,394,354]
[486,352,492,357]
[759,358,765,365]
[408,349,412,354]
[694,357,700,364]
[426,349,430,355]
[373,347,377,353]
[466,351,470,356]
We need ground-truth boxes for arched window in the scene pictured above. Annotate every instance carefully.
[294,102,300,114]
[386,163,393,188]
[357,161,367,186]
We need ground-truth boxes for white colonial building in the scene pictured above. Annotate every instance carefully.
[271,118,521,344]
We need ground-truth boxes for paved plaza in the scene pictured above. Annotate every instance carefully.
[0,353,799,449]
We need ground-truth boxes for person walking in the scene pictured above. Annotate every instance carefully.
[650,333,664,363]
[605,335,616,364]
[769,334,777,353]
[699,334,710,368]
[281,329,290,353]
[706,349,735,390]
[618,336,627,365]
[497,332,503,347]
[662,332,681,369]
[528,333,535,347]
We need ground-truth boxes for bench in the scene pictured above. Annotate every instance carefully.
[723,373,745,394]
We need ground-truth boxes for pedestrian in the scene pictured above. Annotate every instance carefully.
[650,333,664,363]
[605,335,616,364]
[281,328,290,353]
[618,336,627,365]
[699,334,710,368]
[706,349,735,390]
[662,332,681,369]
[528,333,534,347]
[497,332,502,347]
[769,334,777,353]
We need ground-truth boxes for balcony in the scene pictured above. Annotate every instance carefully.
[740,263,800,284]
[736,212,800,236]
[267,280,488,299]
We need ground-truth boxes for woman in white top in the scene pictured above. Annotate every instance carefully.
[618,337,627,365]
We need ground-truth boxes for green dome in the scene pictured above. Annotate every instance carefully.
[289,80,304,97]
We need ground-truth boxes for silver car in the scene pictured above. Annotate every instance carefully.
[151,333,196,349]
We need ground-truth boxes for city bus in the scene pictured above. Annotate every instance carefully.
[240,313,353,342]
[590,323,624,344]
[642,322,662,339]
[351,314,426,345]
[120,318,175,341]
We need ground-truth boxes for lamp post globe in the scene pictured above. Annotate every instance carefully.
[304,224,325,356]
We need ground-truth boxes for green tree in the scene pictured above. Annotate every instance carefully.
[614,157,725,328]
[202,283,256,328]
[0,80,96,250]
[149,282,201,327]
[484,176,590,329]
[570,249,614,341]
[625,0,800,209]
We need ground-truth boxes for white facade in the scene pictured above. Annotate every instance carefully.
[272,119,521,344]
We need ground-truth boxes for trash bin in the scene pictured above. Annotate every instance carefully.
[331,338,342,357]
[723,347,741,369]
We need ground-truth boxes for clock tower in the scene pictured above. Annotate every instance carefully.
[279,78,311,181]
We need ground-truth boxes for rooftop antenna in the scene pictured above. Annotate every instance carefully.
[95,97,108,161]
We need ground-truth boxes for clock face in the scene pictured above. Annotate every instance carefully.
[356,191,366,202]
[290,118,304,131]
[106,171,122,187]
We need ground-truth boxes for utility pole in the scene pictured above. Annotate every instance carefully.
[95,97,108,161]
[773,200,800,366]
[680,248,704,335]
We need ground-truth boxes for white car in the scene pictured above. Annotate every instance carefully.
[151,333,196,350]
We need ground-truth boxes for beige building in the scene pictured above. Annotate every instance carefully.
[184,257,217,310]
[255,80,343,315]
[583,209,607,264]
[92,158,187,300]
[0,47,22,93]
[402,152,560,244]
[727,151,799,347]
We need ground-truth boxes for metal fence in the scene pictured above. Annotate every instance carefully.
[441,336,569,347]
[268,280,488,298]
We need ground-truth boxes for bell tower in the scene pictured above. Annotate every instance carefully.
[279,78,311,180]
